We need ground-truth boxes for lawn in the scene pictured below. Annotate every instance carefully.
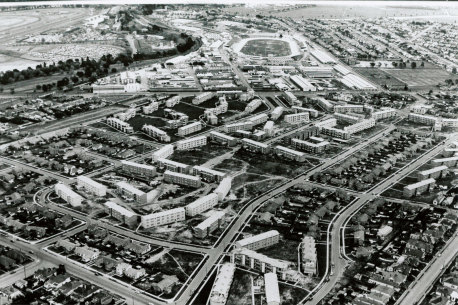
[240,39,292,57]
[354,67,406,89]
[381,68,457,88]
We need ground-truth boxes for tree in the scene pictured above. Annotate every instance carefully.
[9,88,14,94]
[420,61,425,67]
[452,67,457,74]
[411,62,417,69]
[370,62,376,68]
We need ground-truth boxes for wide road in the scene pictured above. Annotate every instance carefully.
[398,233,458,305]
[304,134,457,304]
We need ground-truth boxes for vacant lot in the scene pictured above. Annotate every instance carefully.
[382,68,456,88]
[354,67,406,89]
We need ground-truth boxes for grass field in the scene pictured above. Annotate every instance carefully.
[381,68,456,88]
[240,39,291,57]
[354,67,406,89]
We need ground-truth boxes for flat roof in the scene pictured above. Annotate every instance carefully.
[234,248,290,269]
[275,145,305,156]
[77,175,106,189]
[264,273,281,304]
[419,165,448,176]
[404,178,436,190]
[433,156,458,163]
[193,165,226,177]
[187,193,218,209]
[237,230,279,247]
[158,158,188,168]
[211,263,235,297]
[116,181,145,196]
[210,131,235,140]
[164,170,201,181]
[142,207,185,220]
[121,160,156,171]
[177,135,207,145]
[195,211,225,230]
[105,201,136,218]
[242,138,269,149]
[179,121,201,130]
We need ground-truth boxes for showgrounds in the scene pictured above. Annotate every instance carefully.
[231,33,302,60]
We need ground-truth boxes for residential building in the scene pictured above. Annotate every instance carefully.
[270,106,284,121]
[242,138,270,154]
[209,131,237,147]
[236,230,280,250]
[432,156,458,167]
[141,207,186,228]
[403,178,436,198]
[192,166,226,182]
[76,176,107,197]
[274,146,306,162]
[334,104,364,114]
[152,144,174,162]
[264,273,281,305]
[263,121,275,136]
[284,112,309,124]
[230,248,292,280]
[195,211,225,239]
[165,96,181,107]
[247,113,268,126]
[193,92,215,105]
[142,101,159,114]
[115,107,136,121]
[224,121,253,133]
[142,124,170,142]
[210,263,236,305]
[116,181,154,204]
[315,118,337,129]
[245,99,262,113]
[283,91,299,106]
[321,126,350,140]
[121,160,156,178]
[178,122,202,136]
[104,201,138,228]
[344,119,375,134]
[292,106,319,118]
[316,98,334,111]
[372,108,397,121]
[106,118,133,133]
[292,138,329,153]
[164,170,202,188]
[301,236,317,275]
[55,183,83,207]
[417,165,448,181]
[334,112,361,124]
[185,193,219,217]
[157,158,189,173]
[176,136,207,151]
[214,177,232,201]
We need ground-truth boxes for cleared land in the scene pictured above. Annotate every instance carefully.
[381,68,456,88]
[240,39,291,57]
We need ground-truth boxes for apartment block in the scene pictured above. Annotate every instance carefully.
[106,117,133,133]
[230,248,291,279]
[76,175,107,197]
[315,118,337,129]
[104,201,138,228]
[263,121,275,136]
[224,121,253,133]
[242,138,270,154]
[343,119,375,134]
[270,106,284,121]
[284,112,309,124]
[142,124,170,142]
[157,158,189,173]
[142,101,159,114]
[195,211,225,239]
[164,170,202,188]
[214,177,232,201]
[283,91,299,106]
[165,95,181,107]
[152,144,174,162]
[292,138,329,153]
[236,230,280,250]
[121,160,156,178]
[178,121,202,136]
[403,178,436,198]
[334,112,361,124]
[192,165,226,182]
[432,156,458,167]
[247,113,268,126]
[115,108,136,121]
[245,99,262,113]
[408,113,442,130]
[301,236,317,276]
[372,108,397,121]
[55,183,83,207]
[141,207,185,228]
[292,106,319,118]
[274,146,306,162]
[116,181,153,204]
[417,165,448,181]
[209,131,237,147]
[176,136,207,151]
[316,98,333,111]
[210,263,236,305]
[334,104,364,114]
[193,92,215,105]
[321,126,350,140]
[185,193,219,217]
